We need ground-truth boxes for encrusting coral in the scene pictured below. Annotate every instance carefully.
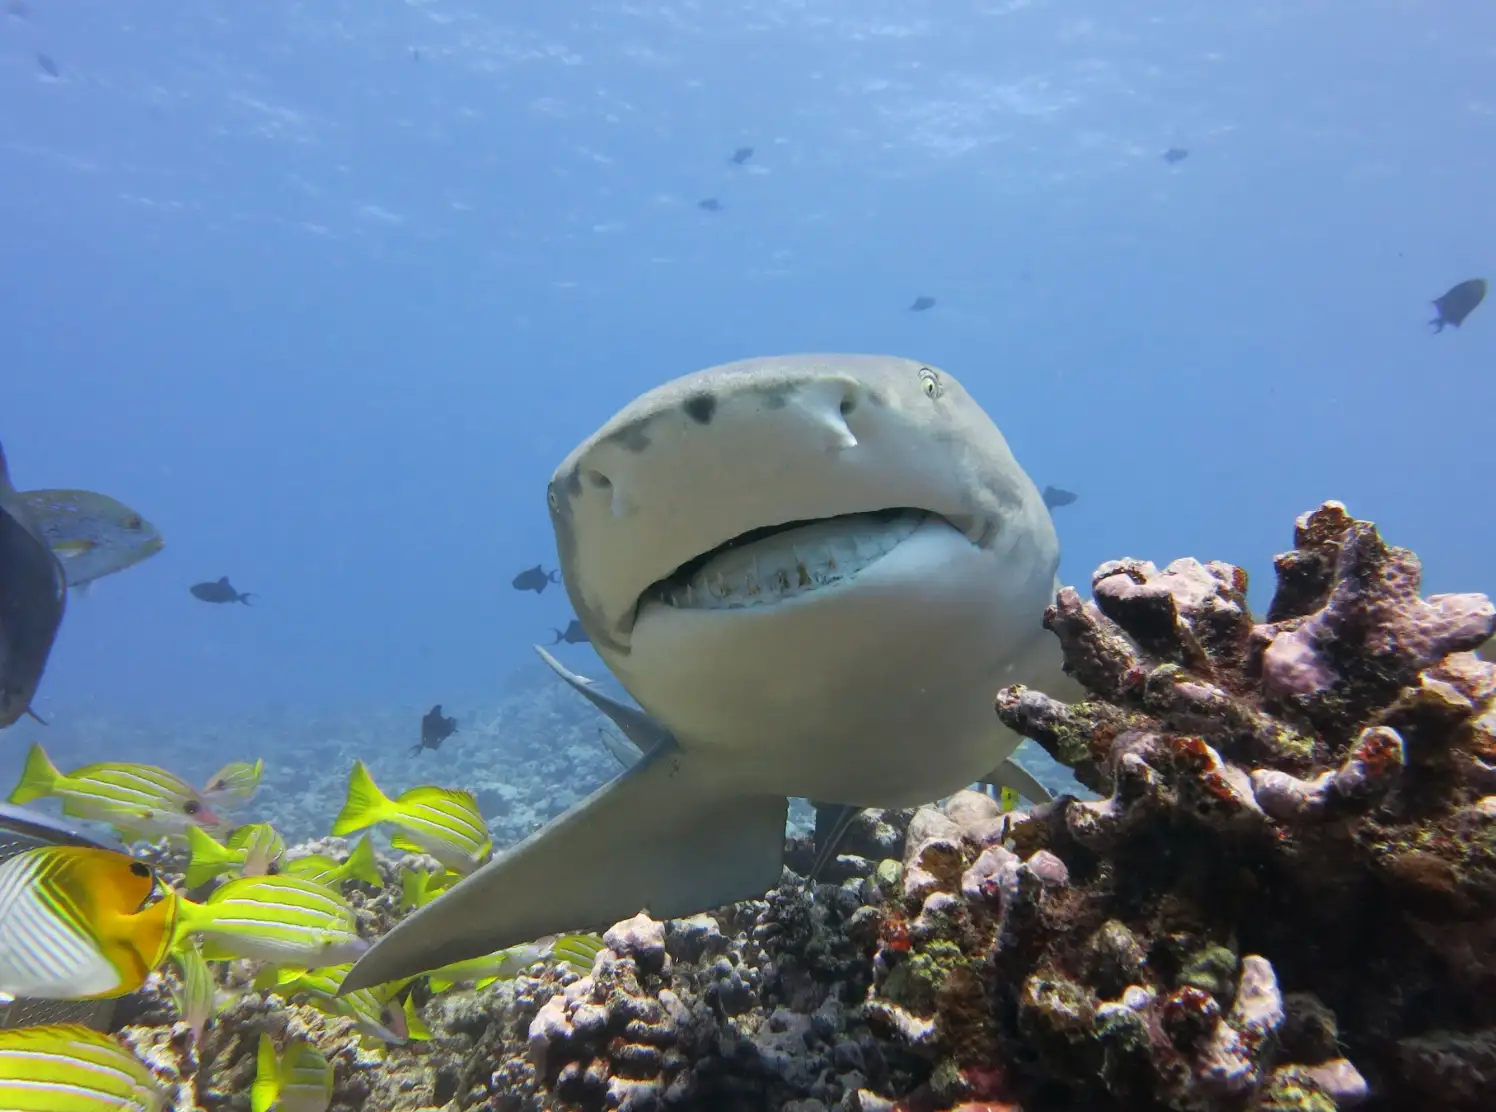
[864,501,1496,1112]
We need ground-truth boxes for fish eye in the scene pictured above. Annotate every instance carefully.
[918,367,942,399]
[123,514,142,530]
[184,799,201,815]
[546,487,560,512]
[129,861,151,878]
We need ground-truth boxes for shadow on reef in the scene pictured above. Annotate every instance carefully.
[866,501,1496,1112]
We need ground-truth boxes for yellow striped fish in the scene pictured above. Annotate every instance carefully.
[168,942,236,1048]
[259,965,429,1047]
[251,1032,332,1112]
[173,874,368,968]
[0,1023,164,1111]
[397,863,457,911]
[0,846,177,1000]
[281,833,381,891]
[201,759,263,812]
[331,761,491,875]
[184,823,285,888]
[426,933,605,993]
[7,744,222,842]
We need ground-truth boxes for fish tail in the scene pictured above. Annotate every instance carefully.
[547,568,560,583]
[251,1033,280,1112]
[549,629,563,645]
[403,994,432,1040]
[184,826,233,889]
[331,761,391,837]
[238,593,255,606]
[345,833,382,888]
[8,741,61,804]
[428,976,454,993]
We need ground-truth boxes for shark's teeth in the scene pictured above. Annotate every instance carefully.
[656,511,927,611]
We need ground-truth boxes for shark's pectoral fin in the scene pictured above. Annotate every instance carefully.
[977,755,1054,804]
[534,644,673,755]
[338,743,788,994]
[597,727,643,770]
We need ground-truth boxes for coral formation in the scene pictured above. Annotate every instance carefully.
[26,500,1495,1112]
[866,501,1496,1111]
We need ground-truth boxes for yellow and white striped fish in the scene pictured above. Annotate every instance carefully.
[0,1023,164,1111]
[281,833,382,891]
[258,965,428,1047]
[426,933,605,993]
[184,823,286,888]
[397,863,458,911]
[168,942,237,1048]
[7,744,221,842]
[173,874,368,968]
[201,759,263,812]
[331,761,492,875]
[0,846,177,1000]
[251,1032,332,1112]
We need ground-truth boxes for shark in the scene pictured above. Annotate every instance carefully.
[341,353,1082,994]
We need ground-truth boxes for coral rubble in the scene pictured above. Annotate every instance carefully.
[866,501,1496,1111]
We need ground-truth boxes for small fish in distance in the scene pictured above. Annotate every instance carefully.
[730,147,753,165]
[1162,147,1189,164]
[549,619,589,646]
[412,704,458,756]
[190,576,254,605]
[1042,485,1078,510]
[908,296,936,312]
[1429,278,1486,333]
[511,565,559,595]
[0,440,67,729]
[698,198,723,212]
[35,53,58,79]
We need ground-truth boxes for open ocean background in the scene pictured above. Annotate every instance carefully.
[2,1,1491,831]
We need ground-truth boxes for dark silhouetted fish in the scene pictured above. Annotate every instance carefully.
[189,576,254,605]
[1429,278,1487,333]
[412,704,458,756]
[0,441,67,730]
[698,198,723,212]
[1042,485,1078,510]
[908,296,935,312]
[1163,148,1189,164]
[730,147,753,165]
[512,565,559,594]
[548,619,589,646]
[35,53,57,78]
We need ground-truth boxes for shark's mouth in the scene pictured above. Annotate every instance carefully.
[639,508,941,612]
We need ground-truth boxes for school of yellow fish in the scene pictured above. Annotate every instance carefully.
[0,746,606,1111]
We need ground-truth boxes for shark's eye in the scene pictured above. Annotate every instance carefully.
[918,367,942,399]
[547,487,560,511]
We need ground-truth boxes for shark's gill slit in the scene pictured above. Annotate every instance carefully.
[641,508,939,612]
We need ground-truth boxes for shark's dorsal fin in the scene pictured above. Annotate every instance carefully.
[533,645,674,755]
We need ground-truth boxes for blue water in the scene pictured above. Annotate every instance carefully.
[2,2,1492,786]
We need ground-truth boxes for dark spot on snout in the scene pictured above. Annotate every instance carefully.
[683,393,717,425]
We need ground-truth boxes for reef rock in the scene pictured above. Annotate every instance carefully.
[865,501,1496,1111]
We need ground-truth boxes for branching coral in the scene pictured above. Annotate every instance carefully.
[865,502,1496,1112]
